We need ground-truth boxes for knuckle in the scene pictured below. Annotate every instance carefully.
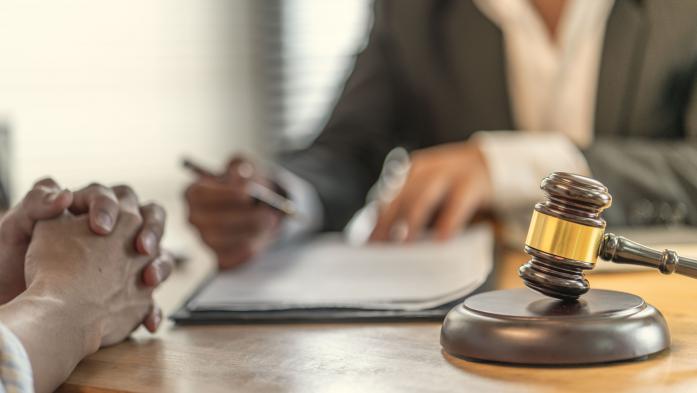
[143,202,167,222]
[23,188,45,205]
[120,209,143,227]
[86,182,109,193]
[157,255,175,278]
[19,191,43,215]
[112,184,136,198]
[201,232,222,249]
[82,183,114,201]
[92,193,118,209]
[140,295,155,309]
[184,184,199,202]
[33,176,59,189]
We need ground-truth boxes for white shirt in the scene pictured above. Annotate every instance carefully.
[474,0,615,210]
[281,0,616,234]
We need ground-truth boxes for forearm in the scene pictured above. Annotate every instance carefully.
[475,131,697,226]
[475,131,590,211]
[0,283,99,393]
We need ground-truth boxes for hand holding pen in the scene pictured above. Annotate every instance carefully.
[184,156,293,269]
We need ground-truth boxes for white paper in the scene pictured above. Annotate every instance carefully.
[188,224,493,311]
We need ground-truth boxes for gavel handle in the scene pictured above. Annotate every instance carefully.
[599,233,697,278]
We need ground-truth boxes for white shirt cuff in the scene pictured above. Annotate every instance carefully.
[474,131,591,211]
[272,166,324,241]
[0,323,33,393]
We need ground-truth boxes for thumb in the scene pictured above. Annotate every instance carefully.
[27,188,74,220]
[1,184,73,245]
[225,156,255,182]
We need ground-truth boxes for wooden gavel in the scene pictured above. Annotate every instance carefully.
[519,172,697,301]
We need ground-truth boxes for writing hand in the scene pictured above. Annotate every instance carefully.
[369,142,492,242]
[185,156,283,269]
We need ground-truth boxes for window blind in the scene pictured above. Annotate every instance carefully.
[255,0,374,149]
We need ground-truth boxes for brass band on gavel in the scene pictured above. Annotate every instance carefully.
[525,211,605,264]
[520,172,697,301]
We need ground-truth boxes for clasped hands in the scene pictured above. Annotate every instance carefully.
[0,178,172,344]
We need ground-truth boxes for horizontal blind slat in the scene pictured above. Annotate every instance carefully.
[255,0,373,147]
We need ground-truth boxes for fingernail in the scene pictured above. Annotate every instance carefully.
[143,231,157,255]
[43,191,60,203]
[237,162,254,179]
[153,309,162,331]
[153,264,163,285]
[389,221,409,242]
[96,212,114,232]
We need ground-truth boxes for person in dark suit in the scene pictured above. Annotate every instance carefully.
[186,0,697,268]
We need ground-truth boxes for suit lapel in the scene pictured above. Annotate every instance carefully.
[434,0,647,137]
[435,0,513,137]
[595,0,648,136]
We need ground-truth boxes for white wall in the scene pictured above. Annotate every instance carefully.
[0,0,260,251]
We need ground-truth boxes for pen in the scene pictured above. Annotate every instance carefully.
[182,158,298,217]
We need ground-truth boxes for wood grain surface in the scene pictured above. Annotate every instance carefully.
[58,246,697,393]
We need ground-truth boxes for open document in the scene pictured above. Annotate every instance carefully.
[185,224,493,313]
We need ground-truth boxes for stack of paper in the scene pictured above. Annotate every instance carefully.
[187,224,493,312]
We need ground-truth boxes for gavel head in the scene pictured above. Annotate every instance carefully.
[519,172,612,301]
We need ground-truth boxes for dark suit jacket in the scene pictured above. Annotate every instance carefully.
[281,0,697,231]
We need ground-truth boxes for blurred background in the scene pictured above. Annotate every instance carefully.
[0,0,372,250]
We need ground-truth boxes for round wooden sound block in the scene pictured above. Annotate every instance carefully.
[441,288,670,365]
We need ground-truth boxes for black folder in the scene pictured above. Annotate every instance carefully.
[171,269,496,325]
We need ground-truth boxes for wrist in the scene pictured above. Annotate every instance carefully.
[23,279,103,357]
[472,131,590,211]
[0,283,104,392]
[467,141,494,208]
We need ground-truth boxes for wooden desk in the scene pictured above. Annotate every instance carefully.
[60,249,697,393]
